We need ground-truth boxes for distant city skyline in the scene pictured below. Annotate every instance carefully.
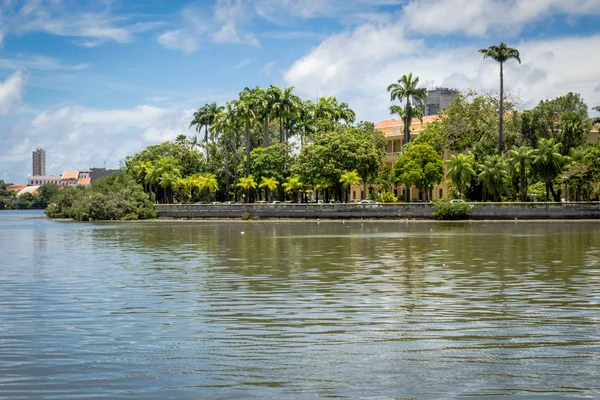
[1,0,600,184]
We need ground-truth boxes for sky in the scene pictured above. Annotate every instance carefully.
[1,0,600,184]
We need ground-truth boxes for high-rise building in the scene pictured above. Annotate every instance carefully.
[32,148,46,176]
[424,88,459,116]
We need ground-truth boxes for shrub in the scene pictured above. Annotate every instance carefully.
[379,192,398,203]
[45,174,156,221]
[432,199,470,220]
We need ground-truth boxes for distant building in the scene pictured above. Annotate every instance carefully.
[424,88,459,116]
[32,148,46,176]
[61,171,79,186]
[28,175,61,186]
[6,184,27,193]
[90,168,121,183]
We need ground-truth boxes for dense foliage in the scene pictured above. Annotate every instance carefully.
[432,200,470,220]
[45,174,156,221]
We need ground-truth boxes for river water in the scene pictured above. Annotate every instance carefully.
[1,210,599,399]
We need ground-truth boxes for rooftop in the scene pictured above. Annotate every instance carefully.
[375,115,441,130]
[62,171,79,180]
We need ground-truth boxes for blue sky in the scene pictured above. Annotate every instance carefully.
[1,0,600,183]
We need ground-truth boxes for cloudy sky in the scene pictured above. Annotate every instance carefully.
[1,0,599,183]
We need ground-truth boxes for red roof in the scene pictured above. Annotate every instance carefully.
[77,177,91,185]
[62,171,79,180]
[6,184,27,192]
[375,115,441,130]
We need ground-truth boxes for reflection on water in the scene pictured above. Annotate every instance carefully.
[1,210,599,399]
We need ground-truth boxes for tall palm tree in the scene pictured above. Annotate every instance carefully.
[509,146,534,202]
[259,176,279,201]
[237,88,259,177]
[133,160,152,194]
[479,42,521,154]
[478,154,508,202]
[339,170,361,202]
[190,102,224,163]
[387,73,428,145]
[271,86,301,142]
[446,154,476,200]
[154,156,181,203]
[237,175,257,203]
[532,138,565,202]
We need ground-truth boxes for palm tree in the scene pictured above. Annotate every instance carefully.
[238,88,259,176]
[190,102,224,163]
[532,138,565,202]
[387,73,428,145]
[509,146,534,202]
[237,175,257,203]
[202,173,219,202]
[282,175,303,202]
[446,154,476,200]
[154,156,181,203]
[133,160,152,194]
[259,176,279,201]
[339,170,361,202]
[479,42,521,154]
[271,86,301,142]
[478,154,508,202]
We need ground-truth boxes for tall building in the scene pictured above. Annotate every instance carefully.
[424,88,459,116]
[32,148,46,176]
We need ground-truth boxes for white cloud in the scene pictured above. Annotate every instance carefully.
[0,55,88,71]
[0,71,25,115]
[402,0,600,36]
[157,29,199,54]
[2,1,163,46]
[0,104,194,183]
[284,18,600,122]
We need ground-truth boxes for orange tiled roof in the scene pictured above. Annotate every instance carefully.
[375,115,441,129]
[62,171,79,180]
[77,177,91,185]
[6,184,27,192]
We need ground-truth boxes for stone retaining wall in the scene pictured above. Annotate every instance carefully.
[156,202,600,220]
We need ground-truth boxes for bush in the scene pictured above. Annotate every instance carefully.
[379,192,398,203]
[45,174,156,221]
[432,199,470,220]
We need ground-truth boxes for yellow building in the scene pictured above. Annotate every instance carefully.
[351,115,450,201]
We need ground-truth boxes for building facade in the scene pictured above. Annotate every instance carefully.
[32,148,46,176]
[28,175,61,186]
[351,115,450,202]
[424,88,459,116]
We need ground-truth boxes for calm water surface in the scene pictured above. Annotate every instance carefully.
[1,210,599,399]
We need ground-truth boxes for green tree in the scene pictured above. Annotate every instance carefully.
[387,73,428,145]
[446,154,476,199]
[509,146,534,202]
[259,176,279,201]
[237,175,257,203]
[37,183,61,209]
[270,86,301,142]
[190,102,224,163]
[532,138,565,202]
[282,175,303,202]
[479,42,521,153]
[339,170,361,202]
[478,154,509,201]
[393,143,444,202]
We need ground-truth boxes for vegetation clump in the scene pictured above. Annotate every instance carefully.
[432,200,470,220]
[45,174,156,221]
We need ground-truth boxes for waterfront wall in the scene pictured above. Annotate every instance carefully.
[156,202,600,220]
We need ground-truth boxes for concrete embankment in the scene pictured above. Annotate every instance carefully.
[156,202,600,220]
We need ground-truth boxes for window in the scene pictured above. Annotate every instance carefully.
[439,188,443,199]
[393,141,396,152]
[352,191,356,200]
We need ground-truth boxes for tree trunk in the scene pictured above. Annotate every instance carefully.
[164,187,167,204]
[499,62,504,154]
[245,121,251,176]
[264,115,269,146]
[224,140,230,201]
[205,125,210,165]
[280,117,285,143]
